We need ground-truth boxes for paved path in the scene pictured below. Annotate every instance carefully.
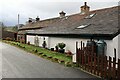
[1,42,97,78]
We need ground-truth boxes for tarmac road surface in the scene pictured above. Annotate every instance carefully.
[1,42,98,78]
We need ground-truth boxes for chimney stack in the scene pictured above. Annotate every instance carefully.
[36,16,40,21]
[28,18,32,23]
[59,11,66,18]
[80,2,90,14]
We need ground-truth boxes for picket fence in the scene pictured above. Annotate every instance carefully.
[76,41,120,79]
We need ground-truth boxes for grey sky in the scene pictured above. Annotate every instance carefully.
[0,0,119,26]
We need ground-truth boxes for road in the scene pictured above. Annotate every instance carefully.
[0,42,2,79]
[1,42,97,78]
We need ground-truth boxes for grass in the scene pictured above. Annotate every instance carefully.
[2,40,72,64]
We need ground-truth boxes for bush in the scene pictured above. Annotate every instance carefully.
[58,43,66,49]
[15,40,20,43]
[5,37,12,41]
[55,45,59,52]
[21,40,25,44]
[28,41,30,45]
[34,49,38,53]
[66,50,72,56]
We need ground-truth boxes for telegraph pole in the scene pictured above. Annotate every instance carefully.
[18,14,20,30]
[17,14,20,41]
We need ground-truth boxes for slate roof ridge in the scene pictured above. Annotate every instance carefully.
[90,6,118,12]
[38,6,119,22]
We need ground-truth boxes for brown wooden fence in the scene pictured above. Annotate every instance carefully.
[76,41,120,79]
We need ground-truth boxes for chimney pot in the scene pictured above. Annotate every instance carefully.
[80,2,90,14]
[85,2,87,6]
[28,18,32,23]
[59,11,66,18]
[36,16,40,21]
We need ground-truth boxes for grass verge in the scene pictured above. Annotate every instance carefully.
[2,40,75,67]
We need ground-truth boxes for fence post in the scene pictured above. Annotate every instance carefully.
[93,53,96,74]
[90,52,93,73]
[104,56,107,79]
[76,41,79,65]
[118,59,120,79]
[113,57,116,78]
[81,51,83,68]
[97,56,100,76]
[85,53,87,70]
[86,47,89,71]
[83,43,85,69]
[81,41,82,50]
[80,50,82,67]
[101,56,104,78]
[108,56,112,79]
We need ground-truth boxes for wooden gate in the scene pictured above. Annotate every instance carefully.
[76,41,120,79]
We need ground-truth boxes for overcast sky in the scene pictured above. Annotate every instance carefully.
[0,0,119,26]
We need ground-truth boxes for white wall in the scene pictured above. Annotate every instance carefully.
[105,34,120,59]
[49,37,88,54]
[105,40,115,58]
[27,35,35,44]
[26,34,120,59]
[27,35,49,47]
[27,35,88,54]
[118,34,120,59]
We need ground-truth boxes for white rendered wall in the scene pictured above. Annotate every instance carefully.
[26,35,49,47]
[26,35,90,53]
[105,40,114,58]
[112,34,119,59]
[26,35,120,59]
[49,37,88,54]
[26,35,35,45]
[105,34,120,59]
[38,36,49,48]
[49,37,120,59]
[118,34,120,59]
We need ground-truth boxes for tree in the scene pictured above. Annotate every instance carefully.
[12,24,24,32]
[12,26,18,32]
[0,22,6,31]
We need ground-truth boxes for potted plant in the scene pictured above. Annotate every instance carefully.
[58,42,66,53]
[51,48,54,51]
[42,41,46,48]
[66,50,72,56]
[28,41,30,45]
[55,45,59,52]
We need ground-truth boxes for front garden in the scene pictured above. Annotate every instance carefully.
[2,40,76,67]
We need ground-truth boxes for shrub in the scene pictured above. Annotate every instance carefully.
[55,45,59,52]
[15,40,20,43]
[66,50,72,56]
[34,49,38,53]
[65,62,72,67]
[5,37,12,41]
[28,41,30,45]
[58,43,66,49]
[21,40,25,44]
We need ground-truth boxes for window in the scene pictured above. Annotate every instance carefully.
[76,24,90,29]
[43,37,45,40]
[85,13,96,19]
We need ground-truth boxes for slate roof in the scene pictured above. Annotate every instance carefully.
[26,6,119,39]
[19,17,60,30]
[19,6,120,39]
